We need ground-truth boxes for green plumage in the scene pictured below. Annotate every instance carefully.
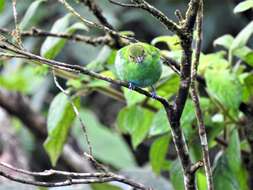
[115,42,162,88]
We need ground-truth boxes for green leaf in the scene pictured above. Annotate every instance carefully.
[157,74,180,99]
[86,46,112,71]
[213,34,253,66]
[198,51,228,75]
[181,100,195,128]
[40,14,88,59]
[123,88,146,107]
[19,0,45,30]
[231,21,253,52]
[234,47,253,66]
[40,14,71,59]
[244,74,253,96]
[226,129,241,172]
[151,35,181,50]
[234,0,253,13]
[245,51,253,66]
[73,109,136,169]
[213,34,234,49]
[44,93,79,166]
[213,154,240,190]
[0,0,5,12]
[226,129,249,190]
[91,183,123,190]
[131,111,153,148]
[149,135,170,174]
[149,108,170,136]
[117,105,153,148]
[205,69,242,110]
[197,171,207,190]
[0,65,44,93]
[170,159,184,190]
[117,105,142,133]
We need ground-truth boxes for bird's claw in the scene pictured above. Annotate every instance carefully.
[151,91,157,98]
[128,82,135,90]
[151,86,157,98]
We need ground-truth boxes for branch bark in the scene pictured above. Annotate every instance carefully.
[0,162,149,190]
[190,1,213,189]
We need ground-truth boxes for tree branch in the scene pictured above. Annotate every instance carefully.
[0,162,149,189]
[189,1,213,189]
[79,0,122,48]
[0,38,170,109]
[0,27,118,47]
[80,0,114,29]
[58,0,137,44]
[109,0,182,36]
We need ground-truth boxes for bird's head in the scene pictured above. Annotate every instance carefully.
[128,44,146,64]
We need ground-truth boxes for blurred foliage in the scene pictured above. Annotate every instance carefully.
[0,0,253,190]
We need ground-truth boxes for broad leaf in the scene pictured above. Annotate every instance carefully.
[205,69,242,110]
[0,0,5,12]
[231,21,253,52]
[149,135,170,174]
[170,159,184,190]
[73,109,136,169]
[213,153,240,190]
[234,0,253,13]
[0,65,44,93]
[213,34,234,49]
[198,51,228,75]
[123,88,146,107]
[244,74,253,98]
[151,35,181,50]
[44,93,79,166]
[197,171,207,190]
[226,129,249,190]
[149,108,170,136]
[117,105,153,148]
[214,34,253,66]
[40,14,88,59]
[19,0,45,30]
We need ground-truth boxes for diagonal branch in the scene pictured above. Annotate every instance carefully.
[109,0,182,35]
[79,0,122,48]
[0,38,170,109]
[58,0,137,44]
[80,0,114,29]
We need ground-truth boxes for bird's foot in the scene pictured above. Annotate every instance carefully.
[128,82,135,90]
[151,86,157,98]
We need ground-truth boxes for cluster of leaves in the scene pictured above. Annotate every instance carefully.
[0,0,253,190]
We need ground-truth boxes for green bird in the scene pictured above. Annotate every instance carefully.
[115,42,162,97]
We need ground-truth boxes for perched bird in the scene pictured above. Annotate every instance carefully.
[115,42,162,97]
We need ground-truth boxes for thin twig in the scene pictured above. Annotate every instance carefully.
[58,0,137,43]
[79,0,122,48]
[0,162,149,190]
[109,0,182,36]
[80,0,114,29]
[0,27,118,47]
[190,160,204,173]
[11,0,22,47]
[52,72,108,172]
[52,72,93,156]
[189,1,213,189]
